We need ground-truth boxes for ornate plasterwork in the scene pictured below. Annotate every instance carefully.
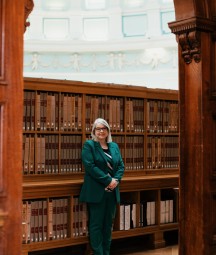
[24,0,34,32]
[169,17,216,64]
[24,49,177,72]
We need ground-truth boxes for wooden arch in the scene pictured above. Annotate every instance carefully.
[21,0,216,254]
[1,1,216,255]
[21,1,216,254]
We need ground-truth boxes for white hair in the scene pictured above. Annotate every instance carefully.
[91,118,112,142]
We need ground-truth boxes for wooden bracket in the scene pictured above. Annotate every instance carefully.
[24,0,34,32]
[178,31,201,64]
[169,17,216,64]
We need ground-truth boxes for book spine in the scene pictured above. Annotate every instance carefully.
[67,95,72,131]
[55,93,59,131]
[38,200,43,242]
[29,136,35,174]
[46,94,51,130]
[48,199,53,240]
[22,201,28,244]
[31,91,35,131]
[40,136,45,174]
[30,201,35,242]
[35,136,41,174]
[50,94,56,131]
[43,200,48,241]
[26,91,31,131]
[23,91,27,130]
[77,96,82,130]
[63,198,68,238]
[131,203,136,228]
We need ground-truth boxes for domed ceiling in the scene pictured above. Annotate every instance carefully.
[24,0,178,89]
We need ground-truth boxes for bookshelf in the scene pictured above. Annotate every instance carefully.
[22,77,179,255]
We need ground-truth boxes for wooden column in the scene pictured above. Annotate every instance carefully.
[0,1,33,255]
[169,15,216,255]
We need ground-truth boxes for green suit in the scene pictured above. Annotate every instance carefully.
[79,140,124,255]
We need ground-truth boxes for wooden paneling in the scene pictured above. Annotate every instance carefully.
[0,1,24,255]
[0,0,5,83]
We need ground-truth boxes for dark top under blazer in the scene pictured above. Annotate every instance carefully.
[79,140,125,203]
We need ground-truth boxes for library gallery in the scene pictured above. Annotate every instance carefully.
[1,1,216,255]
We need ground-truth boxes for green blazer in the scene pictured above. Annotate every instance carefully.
[79,140,125,203]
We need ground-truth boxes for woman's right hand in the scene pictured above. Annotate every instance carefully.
[107,178,118,190]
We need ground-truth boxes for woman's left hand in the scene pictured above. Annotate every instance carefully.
[107,178,118,190]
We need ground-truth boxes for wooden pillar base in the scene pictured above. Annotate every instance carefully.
[151,232,166,249]
[84,243,93,255]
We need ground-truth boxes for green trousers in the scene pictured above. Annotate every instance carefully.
[87,191,116,255]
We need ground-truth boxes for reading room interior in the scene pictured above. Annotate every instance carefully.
[0,1,216,255]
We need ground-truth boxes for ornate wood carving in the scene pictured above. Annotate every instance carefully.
[169,17,216,64]
[178,31,201,64]
[24,0,34,32]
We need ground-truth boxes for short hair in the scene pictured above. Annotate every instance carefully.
[91,118,112,143]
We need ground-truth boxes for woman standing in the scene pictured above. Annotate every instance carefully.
[79,118,125,255]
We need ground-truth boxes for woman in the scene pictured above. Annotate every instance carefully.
[79,118,125,255]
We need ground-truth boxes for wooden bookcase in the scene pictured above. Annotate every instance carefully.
[22,77,179,255]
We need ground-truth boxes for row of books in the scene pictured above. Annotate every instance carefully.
[61,93,82,131]
[147,100,179,133]
[84,97,144,132]
[125,136,144,170]
[72,197,88,237]
[23,91,82,132]
[23,134,179,175]
[119,203,136,230]
[115,136,179,170]
[139,201,156,227]
[141,199,175,225]
[125,99,144,132]
[160,199,175,224]
[118,199,175,231]
[22,198,68,244]
[85,96,124,132]
[60,135,82,173]
[147,136,179,169]
[23,134,82,175]
[119,201,157,230]
[23,91,178,133]
[22,197,175,243]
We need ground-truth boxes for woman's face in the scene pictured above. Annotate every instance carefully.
[94,124,108,141]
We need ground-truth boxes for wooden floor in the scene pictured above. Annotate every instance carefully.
[114,245,178,255]
[110,232,178,255]
[29,232,179,255]
[29,245,178,255]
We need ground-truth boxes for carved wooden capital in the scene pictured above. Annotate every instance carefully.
[169,17,216,64]
[177,31,200,64]
[24,0,34,32]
